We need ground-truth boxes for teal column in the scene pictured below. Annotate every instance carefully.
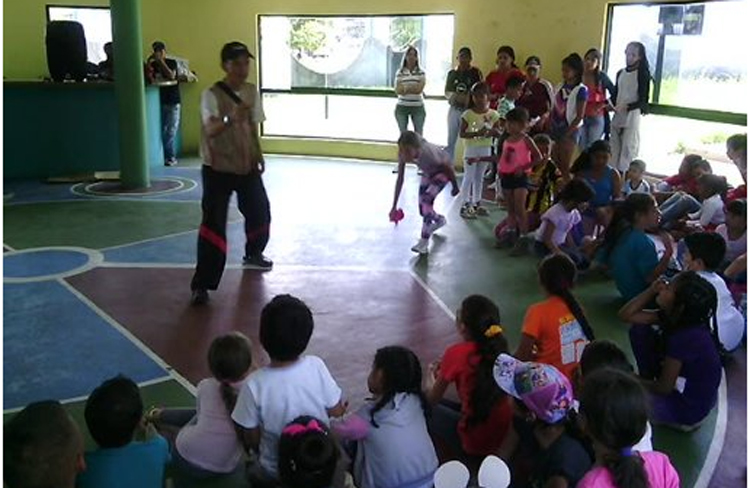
[111,0,149,188]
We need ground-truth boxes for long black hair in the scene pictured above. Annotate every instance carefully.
[538,254,595,341]
[584,48,603,79]
[580,369,650,488]
[460,295,509,426]
[602,193,656,258]
[497,45,518,69]
[562,53,585,85]
[571,140,611,174]
[661,271,721,353]
[627,41,651,76]
[369,346,430,427]
[400,45,422,73]
[208,332,253,441]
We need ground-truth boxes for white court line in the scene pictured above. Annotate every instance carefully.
[56,279,197,396]
[407,268,456,320]
[3,376,173,415]
[99,261,405,274]
[694,369,728,488]
[99,217,244,252]
[4,247,104,284]
[4,197,200,207]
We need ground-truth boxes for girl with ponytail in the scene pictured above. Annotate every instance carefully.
[516,254,594,381]
[147,332,253,477]
[619,271,723,429]
[426,295,513,459]
[578,368,680,488]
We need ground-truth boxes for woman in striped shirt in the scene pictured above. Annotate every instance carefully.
[394,46,427,135]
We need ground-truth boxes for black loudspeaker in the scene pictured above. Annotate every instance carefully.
[46,20,88,82]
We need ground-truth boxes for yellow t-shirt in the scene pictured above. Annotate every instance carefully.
[461,108,500,148]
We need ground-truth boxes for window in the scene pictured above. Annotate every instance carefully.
[258,15,455,142]
[47,6,112,64]
[604,1,746,119]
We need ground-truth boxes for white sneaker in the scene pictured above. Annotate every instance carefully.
[427,216,447,234]
[411,239,429,255]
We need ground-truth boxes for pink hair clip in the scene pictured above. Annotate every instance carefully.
[282,419,325,437]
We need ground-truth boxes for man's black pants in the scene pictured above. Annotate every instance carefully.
[191,165,271,291]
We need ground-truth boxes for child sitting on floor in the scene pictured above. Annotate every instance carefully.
[533,178,595,268]
[683,174,728,232]
[232,294,347,484]
[682,232,744,352]
[426,295,513,462]
[598,193,675,300]
[654,154,710,202]
[77,376,171,488]
[495,355,592,488]
[333,346,438,488]
[4,401,86,488]
[572,140,622,236]
[619,271,722,430]
[516,254,596,381]
[278,416,341,488]
[147,332,253,480]
[717,199,747,266]
[623,159,651,195]
[577,340,653,452]
[577,369,680,488]
[527,133,562,230]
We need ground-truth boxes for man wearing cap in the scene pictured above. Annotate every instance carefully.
[147,41,181,166]
[190,41,272,305]
[444,47,482,162]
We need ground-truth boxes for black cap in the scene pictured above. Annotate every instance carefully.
[221,42,254,62]
[152,41,166,51]
[457,46,472,57]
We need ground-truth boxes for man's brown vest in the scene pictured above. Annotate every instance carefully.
[200,82,261,175]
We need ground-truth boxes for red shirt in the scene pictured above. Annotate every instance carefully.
[439,342,513,455]
[517,79,552,120]
[584,82,607,117]
[664,174,700,196]
[727,184,747,203]
[486,68,525,109]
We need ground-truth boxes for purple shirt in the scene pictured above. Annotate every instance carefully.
[666,326,722,422]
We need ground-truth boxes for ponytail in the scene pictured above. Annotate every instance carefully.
[559,287,595,341]
[538,255,595,341]
[219,381,246,443]
[603,451,649,488]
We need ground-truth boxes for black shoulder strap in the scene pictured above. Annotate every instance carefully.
[214,81,244,106]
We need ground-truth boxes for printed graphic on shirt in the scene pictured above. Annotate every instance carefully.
[558,315,588,365]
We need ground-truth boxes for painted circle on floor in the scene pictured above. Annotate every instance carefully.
[3,247,104,283]
[70,176,196,198]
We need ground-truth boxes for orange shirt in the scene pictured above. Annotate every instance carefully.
[521,296,589,381]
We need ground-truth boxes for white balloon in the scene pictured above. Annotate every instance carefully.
[478,455,511,488]
[434,460,470,488]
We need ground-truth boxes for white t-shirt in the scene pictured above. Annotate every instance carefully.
[200,86,265,125]
[612,69,640,129]
[716,224,747,263]
[688,194,725,227]
[624,179,651,196]
[698,271,745,351]
[231,356,342,476]
[535,202,582,246]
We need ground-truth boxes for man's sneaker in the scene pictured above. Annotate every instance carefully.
[164,158,178,167]
[427,215,447,234]
[242,255,273,271]
[191,289,209,306]
[411,239,429,255]
[475,205,489,217]
[460,205,477,219]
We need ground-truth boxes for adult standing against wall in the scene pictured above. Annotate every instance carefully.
[444,47,482,162]
[579,48,616,150]
[147,41,181,166]
[394,46,426,135]
[190,42,272,306]
[516,56,554,135]
[485,45,525,110]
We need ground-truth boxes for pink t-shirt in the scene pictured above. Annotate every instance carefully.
[578,451,680,488]
[498,137,532,175]
[176,378,244,473]
[535,202,581,246]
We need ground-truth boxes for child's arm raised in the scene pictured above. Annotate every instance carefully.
[611,168,623,200]
[648,231,674,283]
[618,281,663,324]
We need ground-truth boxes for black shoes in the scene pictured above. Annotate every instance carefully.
[190,289,209,306]
[242,255,273,271]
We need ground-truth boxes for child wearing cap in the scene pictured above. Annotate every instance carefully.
[494,354,592,488]
[624,159,651,196]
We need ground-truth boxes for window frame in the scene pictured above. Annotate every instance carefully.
[256,13,455,139]
[603,0,746,126]
[45,4,112,64]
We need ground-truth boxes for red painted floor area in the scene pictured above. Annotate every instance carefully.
[66,266,456,403]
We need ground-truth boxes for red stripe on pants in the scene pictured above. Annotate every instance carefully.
[199,225,227,254]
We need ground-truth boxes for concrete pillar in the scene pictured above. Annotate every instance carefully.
[111,0,149,188]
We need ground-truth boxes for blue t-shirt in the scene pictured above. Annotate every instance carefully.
[581,166,616,208]
[77,435,171,488]
[605,229,659,300]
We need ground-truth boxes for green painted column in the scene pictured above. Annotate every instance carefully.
[111,0,149,188]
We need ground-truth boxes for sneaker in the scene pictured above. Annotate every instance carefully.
[460,205,477,219]
[191,289,209,306]
[411,239,429,255]
[242,255,274,271]
[475,205,489,217]
[164,158,178,167]
[427,215,447,234]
